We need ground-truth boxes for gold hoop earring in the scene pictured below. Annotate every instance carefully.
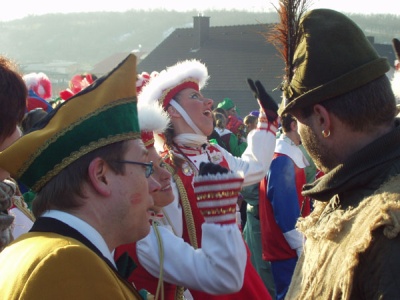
[322,129,331,138]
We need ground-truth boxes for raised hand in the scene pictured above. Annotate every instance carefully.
[247,78,278,123]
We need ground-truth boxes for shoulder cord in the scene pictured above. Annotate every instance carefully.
[164,160,198,249]
[11,180,35,222]
[164,159,197,300]
[152,222,164,300]
[171,142,200,177]
[160,209,178,237]
[12,196,35,222]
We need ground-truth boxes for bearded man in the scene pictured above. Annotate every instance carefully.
[275,8,400,299]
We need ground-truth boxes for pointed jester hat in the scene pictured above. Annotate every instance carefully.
[0,53,140,192]
[275,8,390,115]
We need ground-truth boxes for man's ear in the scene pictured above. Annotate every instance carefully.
[313,104,331,132]
[88,157,111,196]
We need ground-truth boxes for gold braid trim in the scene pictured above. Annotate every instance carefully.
[18,97,135,178]
[164,162,198,249]
[197,190,239,200]
[159,79,198,106]
[174,287,185,300]
[152,223,165,300]
[201,207,237,216]
[32,132,140,192]
[8,178,35,222]
[143,138,155,148]
[164,162,196,300]
[12,196,35,222]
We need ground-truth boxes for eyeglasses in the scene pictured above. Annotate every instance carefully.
[114,160,154,178]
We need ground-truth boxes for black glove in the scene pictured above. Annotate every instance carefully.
[199,162,229,176]
[247,78,278,122]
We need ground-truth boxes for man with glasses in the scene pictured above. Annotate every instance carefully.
[0,53,154,299]
[114,160,154,178]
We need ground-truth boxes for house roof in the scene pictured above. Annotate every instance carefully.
[138,22,284,115]
[91,51,146,77]
[139,18,396,117]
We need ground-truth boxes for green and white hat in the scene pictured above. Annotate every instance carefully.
[0,53,140,192]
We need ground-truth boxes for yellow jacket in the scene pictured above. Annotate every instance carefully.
[0,218,141,300]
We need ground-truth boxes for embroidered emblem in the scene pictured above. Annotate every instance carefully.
[182,162,193,176]
[209,151,223,164]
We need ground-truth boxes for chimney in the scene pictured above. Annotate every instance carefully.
[366,36,375,44]
[193,15,210,50]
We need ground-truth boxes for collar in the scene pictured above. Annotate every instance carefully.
[173,133,208,150]
[303,120,400,202]
[275,135,309,168]
[41,210,116,268]
[172,143,209,157]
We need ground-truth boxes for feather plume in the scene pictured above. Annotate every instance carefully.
[267,0,311,87]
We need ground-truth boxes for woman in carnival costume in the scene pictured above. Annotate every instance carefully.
[138,59,278,299]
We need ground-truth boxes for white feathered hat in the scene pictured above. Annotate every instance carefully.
[136,71,170,148]
[138,59,209,110]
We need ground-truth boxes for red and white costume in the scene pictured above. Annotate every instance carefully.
[153,128,275,299]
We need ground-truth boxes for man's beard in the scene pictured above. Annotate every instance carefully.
[299,124,338,173]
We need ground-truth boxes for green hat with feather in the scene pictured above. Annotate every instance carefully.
[276,8,390,115]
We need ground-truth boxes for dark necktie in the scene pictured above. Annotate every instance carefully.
[115,251,137,279]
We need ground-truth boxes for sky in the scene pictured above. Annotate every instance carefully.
[1,0,399,22]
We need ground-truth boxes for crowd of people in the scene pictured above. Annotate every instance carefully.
[0,7,399,300]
